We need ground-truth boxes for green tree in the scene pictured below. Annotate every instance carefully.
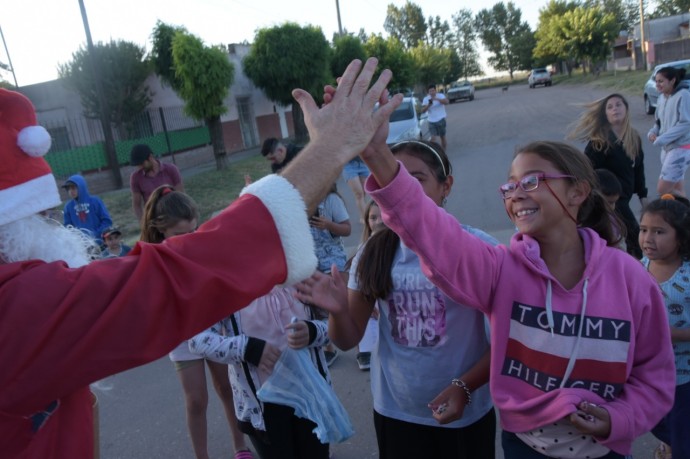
[363,34,417,90]
[170,32,235,170]
[452,9,483,79]
[534,0,579,71]
[331,34,366,78]
[427,16,453,48]
[585,0,638,32]
[475,2,533,79]
[559,6,619,73]
[652,0,690,17]
[244,23,331,142]
[150,21,186,92]
[384,1,427,49]
[58,40,151,137]
[410,43,449,86]
[443,51,465,85]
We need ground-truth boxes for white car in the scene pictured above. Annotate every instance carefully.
[528,68,552,88]
[385,97,430,144]
[447,81,475,102]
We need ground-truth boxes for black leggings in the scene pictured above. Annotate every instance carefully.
[373,408,496,459]
[239,402,329,459]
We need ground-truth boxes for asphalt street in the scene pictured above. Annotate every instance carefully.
[98,81,666,458]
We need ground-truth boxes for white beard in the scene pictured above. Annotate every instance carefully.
[0,214,96,268]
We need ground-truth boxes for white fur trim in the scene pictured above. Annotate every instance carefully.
[0,173,61,226]
[17,125,52,157]
[242,175,316,285]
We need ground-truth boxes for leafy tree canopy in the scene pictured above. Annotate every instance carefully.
[58,39,151,128]
[384,1,427,49]
[363,34,417,89]
[171,32,234,121]
[651,0,690,17]
[150,21,187,93]
[451,8,483,79]
[475,2,532,79]
[243,23,331,107]
[331,34,366,78]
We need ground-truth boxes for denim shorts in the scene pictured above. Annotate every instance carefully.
[342,157,370,182]
[429,118,447,137]
[660,146,690,183]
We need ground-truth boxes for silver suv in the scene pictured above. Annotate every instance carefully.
[643,59,690,114]
[528,68,552,88]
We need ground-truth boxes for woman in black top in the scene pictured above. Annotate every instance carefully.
[569,93,648,258]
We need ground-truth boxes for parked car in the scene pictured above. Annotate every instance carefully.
[643,59,690,114]
[528,68,552,88]
[384,97,430,144]
[446,81,475,102]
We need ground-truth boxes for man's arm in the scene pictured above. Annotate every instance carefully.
[280,58,402,214]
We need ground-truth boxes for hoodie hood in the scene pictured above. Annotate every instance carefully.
[64,174,91,202]
[508,227,605,285]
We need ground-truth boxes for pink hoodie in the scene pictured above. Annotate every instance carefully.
[367,164,675,455]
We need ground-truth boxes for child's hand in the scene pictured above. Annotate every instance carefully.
[295,266,348,315]
[259,343,281,374]
[309,215,330,230]
[244,174,252,186]
[568,401,611,438]
[285,320,309,349]
[428,384,469,425]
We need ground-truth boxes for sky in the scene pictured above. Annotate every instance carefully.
[1,0,546,87]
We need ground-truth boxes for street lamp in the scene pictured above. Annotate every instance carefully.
[639,0,647,71]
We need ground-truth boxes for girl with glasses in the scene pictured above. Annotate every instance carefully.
[298,140,497,458]
[299,137,675,459]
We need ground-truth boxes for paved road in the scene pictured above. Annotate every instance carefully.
[98,82,666,458]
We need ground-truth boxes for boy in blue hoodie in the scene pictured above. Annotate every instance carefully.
[62,174,112,245]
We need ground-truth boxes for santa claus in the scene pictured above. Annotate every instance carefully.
[0,58,400,458]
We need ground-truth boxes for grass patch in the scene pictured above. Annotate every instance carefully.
[100,154,272,246]
[552,69,650,96]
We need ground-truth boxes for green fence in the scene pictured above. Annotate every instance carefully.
[46,126,210,178]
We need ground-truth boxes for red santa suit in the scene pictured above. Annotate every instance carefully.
[0,89,316,458]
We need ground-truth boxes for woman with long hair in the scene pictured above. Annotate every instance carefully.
[569,93,648,258]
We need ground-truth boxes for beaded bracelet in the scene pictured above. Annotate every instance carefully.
[451,378,472,405]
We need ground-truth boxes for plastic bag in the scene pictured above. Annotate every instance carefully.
[257,348,354,444]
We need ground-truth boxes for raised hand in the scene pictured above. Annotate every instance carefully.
[291,58,402,167]
[295,266,348,315]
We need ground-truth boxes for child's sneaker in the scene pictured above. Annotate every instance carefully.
[356,352,371,371]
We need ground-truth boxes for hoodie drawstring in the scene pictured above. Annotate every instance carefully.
[559,278,589,388]
[545,280,555,337]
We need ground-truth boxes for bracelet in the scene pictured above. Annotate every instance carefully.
[451,378,472,405]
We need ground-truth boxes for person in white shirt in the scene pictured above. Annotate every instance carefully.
[421,84,449,150]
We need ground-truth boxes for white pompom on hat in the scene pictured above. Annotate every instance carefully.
[0,88,60,227]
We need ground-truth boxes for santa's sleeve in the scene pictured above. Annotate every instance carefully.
[0,174,315,416]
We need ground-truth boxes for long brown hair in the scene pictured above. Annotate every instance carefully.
[568,93,641,161]
[356,140,451,301]
[140,186,199,244]
[515,141,622,246]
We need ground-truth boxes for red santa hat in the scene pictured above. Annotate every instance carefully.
[0,88,59,226]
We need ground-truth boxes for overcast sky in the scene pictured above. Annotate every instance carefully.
[1,0,545,87]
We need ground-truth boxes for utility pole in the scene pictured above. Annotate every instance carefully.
[0,24,18,87]
[639,0,647,71]
[77,0,122,188]
[335,0,343,36]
